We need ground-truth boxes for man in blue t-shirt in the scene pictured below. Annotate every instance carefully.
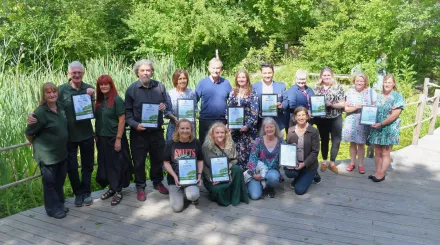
[195,58,232,144]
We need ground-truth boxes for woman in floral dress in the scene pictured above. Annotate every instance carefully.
[342,73,376,174]
[227,70,259,171]
[368,74,405,182]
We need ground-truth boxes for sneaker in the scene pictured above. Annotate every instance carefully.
[63,207,69,213]
[83,194,93,206]
[314,173,322,184]
[193,199,199,205]
[137,190,147,202]
[289,181,295,189]
[154,183,169,195]
[49,210,66,219]
[267,187,276,198]
[74,195,84,207]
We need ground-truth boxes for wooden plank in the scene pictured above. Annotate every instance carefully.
[0,231,35,245]
[0,223,64,245]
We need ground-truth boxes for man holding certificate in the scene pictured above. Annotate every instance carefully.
[125,59,172,201]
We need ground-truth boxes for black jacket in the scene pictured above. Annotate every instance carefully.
[286,124,320,172]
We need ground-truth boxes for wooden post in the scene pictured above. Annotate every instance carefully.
[423,78,430,98]
[412,94,426,145]
[428,89,440,135]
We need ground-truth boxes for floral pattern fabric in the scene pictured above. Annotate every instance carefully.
[247,136,284,171]
[227,90,259,171]
[368,91,405,146]
[313,84,345,118]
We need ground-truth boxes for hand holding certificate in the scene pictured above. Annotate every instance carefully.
[141,103,159,128]
[261,94,278,117]
[310,95,326,117]
[178,158,198,186]
[177,99,195,122]
[210,157,230,183]
[360,106,378,125]
[280,144,298,168]
[72,94,94,121]
[227,107,244,129]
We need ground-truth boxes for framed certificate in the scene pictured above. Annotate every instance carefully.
[280,144,298,168]
[310,95,326,117]
[260,94,278,117]
[360,106,378,125]
[72,94,94,121]
[141,103,159,128]
[178,158,198,186]
[210,157,230,183]
[177,99,195,122]
[227,107,244,129]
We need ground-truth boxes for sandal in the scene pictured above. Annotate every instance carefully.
[346,163,355,172]
[358,165,365,174]
[100,189,115,200]
[111,192,123,206]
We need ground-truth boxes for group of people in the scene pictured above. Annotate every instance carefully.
[25,58,404,219]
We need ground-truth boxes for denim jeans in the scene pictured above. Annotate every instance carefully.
[284,168,317,195]
[247,169,280,200]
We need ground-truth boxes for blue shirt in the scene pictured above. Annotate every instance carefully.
[283,84,315,112]
[196,77,232,120]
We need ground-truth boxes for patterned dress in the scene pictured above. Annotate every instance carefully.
[165,88,197,141]
[368,91,405,146]
[247,136,284,171]
[227,90,259,171]
[342,88,377,144]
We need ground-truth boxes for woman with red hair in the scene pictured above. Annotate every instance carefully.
[95,75,132,206]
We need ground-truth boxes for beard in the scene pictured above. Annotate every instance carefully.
[139,77,150,87]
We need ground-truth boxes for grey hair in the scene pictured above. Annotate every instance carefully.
[259,117,282,138]
[208,58,223,68]
[133,59,154,76]
[68,61,84,72]
[295,69,308,78]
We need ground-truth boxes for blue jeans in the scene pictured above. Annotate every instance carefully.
[247,169,280,200]
[284,168,317,195]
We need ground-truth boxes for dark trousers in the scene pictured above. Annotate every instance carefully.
[198,119,227,145]
[130,129,165,190]
[314,115,342,161]
[40,160,67,216]
[284,168,317,195]
[67,137,95,196]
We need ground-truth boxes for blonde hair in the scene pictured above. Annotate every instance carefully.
[203,122,233,150]
[259,117,282,138]
[317,67,336,87]
[172,119,194,142]
[352,73,370,89]
[383,74,398,93]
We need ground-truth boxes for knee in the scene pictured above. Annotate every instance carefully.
[248,190,262,200]
[284,169,298,179]
[231,165,242,174]
[265,170,280,186]
[185,189,200,202]
[171,202,184,213]
[294,187,307,195]
[247,181,262,200]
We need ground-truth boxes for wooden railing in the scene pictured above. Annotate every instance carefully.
[1,78,440,190]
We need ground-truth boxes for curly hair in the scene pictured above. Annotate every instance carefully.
[203,122,233,151]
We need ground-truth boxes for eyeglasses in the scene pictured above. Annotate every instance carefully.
[297,82,306,85]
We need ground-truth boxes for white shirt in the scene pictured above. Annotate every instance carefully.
[262,81,274,94]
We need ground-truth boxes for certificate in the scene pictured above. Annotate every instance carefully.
[72,94,94,121]
[360,106,378,125]
[261,94,278,117]
[141,103,159,128]
[280,144,298,168]
[227,107,244,129]
[310,95,326,117]
[178,158,198,186]
[210,157,230,183]
[177,99,195,122]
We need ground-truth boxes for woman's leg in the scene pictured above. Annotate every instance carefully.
[184,186,200,202]
[357,144,365,166]
[329,115,342,165]
[265,169,280,187]
[377,146,393,179]
[294,170,317,195]
[315,118,330,161]
[373,145,383,177]
[349,142,357,166]
[247,179,263,200]
[168,185,184,212]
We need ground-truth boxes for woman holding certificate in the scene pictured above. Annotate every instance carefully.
[202,123,249,206]
[342,73,376,174]
[368,74,405,182]
[227,70,259,171]
[313,67,345,174]
[247,117,284,199]
[163,119,204,212]
[285,107,320,195]
[95,75,132,206]
[165,69,197,141]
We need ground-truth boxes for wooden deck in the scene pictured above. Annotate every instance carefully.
[1,129,440,245]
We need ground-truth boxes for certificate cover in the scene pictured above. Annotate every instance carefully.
[177,99,195,122]
[141,103,159,128]
[210,157,230,183]
[310,95,326,117]
[280,144,298,167]
[360,106,378,125]
[72,94,94,121]
[178,158,198,186]
[227,107,245,129]
[261,94,278,117]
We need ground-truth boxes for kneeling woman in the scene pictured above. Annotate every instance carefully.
[202,122,249,206]
[285,107,320,195]
[247,117,284,199]
[95,75,132,206]
[163,119,204,212]
[25,83,69,219]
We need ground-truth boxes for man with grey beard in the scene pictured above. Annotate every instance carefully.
[125,59,172,201]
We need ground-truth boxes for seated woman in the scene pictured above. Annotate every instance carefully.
[25,82,69,219]
[285,107,320,195]
[163,119,203,212]
[202,122,249,206]
[247,117,284,199]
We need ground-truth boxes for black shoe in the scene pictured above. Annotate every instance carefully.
[314,173,322,184]
[368,175,373,179]
[193,199,199,205]
[74,195,84,207]
[267,187,276,198]
[371,176,385,182]
[63,207,69,213]
[49,210,66,219]
[289,181,295,189]
[83,194,93,206]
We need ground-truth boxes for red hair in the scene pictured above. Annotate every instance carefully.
[96,75,118,109]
